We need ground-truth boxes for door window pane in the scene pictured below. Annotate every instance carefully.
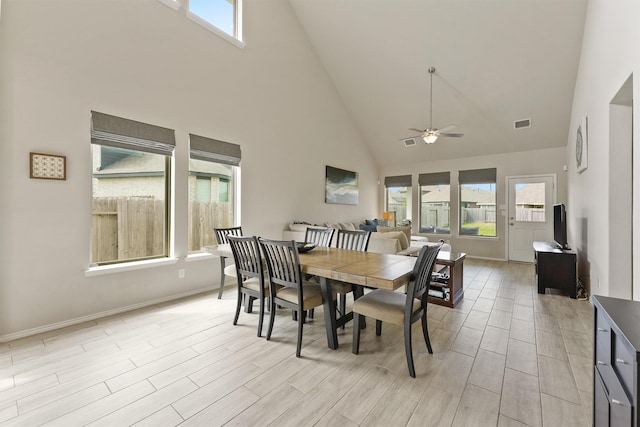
[515,182,546,222]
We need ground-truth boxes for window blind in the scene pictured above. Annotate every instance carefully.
[384,175,412,188]
[90,111,176,156]
[418,172,450,186]
[189,134,241,166]
[458,168,497,184]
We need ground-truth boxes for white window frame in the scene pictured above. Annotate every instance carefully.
[158,0,245,49]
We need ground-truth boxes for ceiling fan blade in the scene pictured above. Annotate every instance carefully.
[410,128,427,133]
[437,124,458,133]
[438,132,464,138]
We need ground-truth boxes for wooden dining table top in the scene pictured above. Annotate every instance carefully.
[203,244,418,291]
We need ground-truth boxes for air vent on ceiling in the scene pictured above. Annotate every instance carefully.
[514,118,532,129]
[403,138,417,147]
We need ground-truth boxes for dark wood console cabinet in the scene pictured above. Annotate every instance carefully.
[533,241,577,299]
[593,296,640,427]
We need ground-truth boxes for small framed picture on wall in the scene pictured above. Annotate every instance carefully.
[30,152,67,180]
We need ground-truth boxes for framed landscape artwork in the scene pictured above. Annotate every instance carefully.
[325,165,358,205]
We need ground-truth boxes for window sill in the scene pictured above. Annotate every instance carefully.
[456,235,500,241]
[157,0,180,11]
[186,252,216,262]
[85,257,178,277]
[186,11,245,49]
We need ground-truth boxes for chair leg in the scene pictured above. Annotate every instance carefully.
[245,296,255,313]
[353,286,366,329]
[296,310,304,358]
[421,312,433,354]
[405,320,416,378]
[233,291,243,326]
[376,320,382,336]
[266,300,276,340]
[352,313,361,354]
[257,296,265,337]
[339,294,347,329]
[218,257,226,299]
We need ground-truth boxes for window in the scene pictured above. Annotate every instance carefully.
[459,168,497,237]
[515,182,546,222]
[90,111,175,265]
[188,134,240,252]
[384,175,412,225]
[188,0,242,41]
[419,172,450,234]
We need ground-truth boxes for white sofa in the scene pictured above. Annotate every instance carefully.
[282,222,449,256]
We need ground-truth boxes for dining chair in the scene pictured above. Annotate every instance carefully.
[227,235,270,337]
[304,227,336,247]
[213,226,243,299]
[352,242,443,377]
[301,227,335,319]
[333,229,371,328]
[258,238,326,357]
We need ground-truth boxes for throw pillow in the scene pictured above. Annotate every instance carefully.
[359,223,377,233]
[377,226,411,244]
[339,222,356,231]
[380,231,409,250]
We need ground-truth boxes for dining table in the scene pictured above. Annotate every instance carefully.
[203,244,418,350]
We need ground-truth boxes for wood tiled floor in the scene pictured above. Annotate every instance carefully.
[0,259,593,426]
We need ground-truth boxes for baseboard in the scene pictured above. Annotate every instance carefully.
[465,255,509,262]
[0,286,216,344]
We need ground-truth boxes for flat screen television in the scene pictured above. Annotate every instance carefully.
[553,203,569,250]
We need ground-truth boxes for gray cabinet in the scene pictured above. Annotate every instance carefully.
[593,295,640,426]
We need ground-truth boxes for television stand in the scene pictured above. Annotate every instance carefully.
[533,241,577,299]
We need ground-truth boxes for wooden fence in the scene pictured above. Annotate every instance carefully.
[461,207,496,224]
[188,200,233,251]
[92,197,231,263]
[515,207,545,222]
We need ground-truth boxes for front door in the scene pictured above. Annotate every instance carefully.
[507,175,555,262]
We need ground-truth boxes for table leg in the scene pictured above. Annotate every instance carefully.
[218,256,226,299]
[319,277,338,350]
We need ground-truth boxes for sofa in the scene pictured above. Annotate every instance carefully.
[282,221,450,255]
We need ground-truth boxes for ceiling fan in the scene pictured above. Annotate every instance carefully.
[402,66,464,144]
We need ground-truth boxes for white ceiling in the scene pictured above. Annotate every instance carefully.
[289,0,588,167]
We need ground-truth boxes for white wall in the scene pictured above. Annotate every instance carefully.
[567,0,640,298]
[0,0,379,339]
[381,147,568,260]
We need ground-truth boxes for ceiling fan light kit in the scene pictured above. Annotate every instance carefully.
[423,134,438,144]
[401,66,464,146]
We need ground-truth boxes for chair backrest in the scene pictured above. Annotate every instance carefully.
[258,239,303,293]
[407,243,443,302]
[304,227,335,247]
[214,226,243,244]
[336,229,371,251]
[227,235,263,282]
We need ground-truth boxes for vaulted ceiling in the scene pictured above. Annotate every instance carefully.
[289,0,588,167]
